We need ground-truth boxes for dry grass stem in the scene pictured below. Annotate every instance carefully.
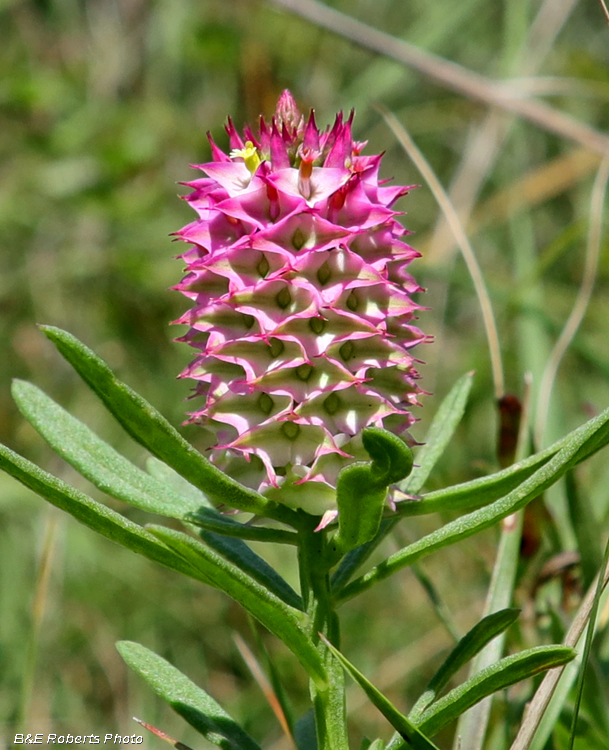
[534,156,609,446]
[379,107,505,399]
[233,633,296,747]
[269,0,609,155]
[598,0,609,24]
[427,0,579,264]
[509,560,609,750]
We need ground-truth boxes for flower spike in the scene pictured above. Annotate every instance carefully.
[174,91,427,514]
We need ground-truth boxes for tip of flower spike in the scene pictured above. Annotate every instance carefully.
[275,90,301,132]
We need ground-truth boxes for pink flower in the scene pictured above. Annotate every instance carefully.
[174,91,428,513]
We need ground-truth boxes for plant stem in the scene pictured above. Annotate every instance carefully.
[298,517,349,750]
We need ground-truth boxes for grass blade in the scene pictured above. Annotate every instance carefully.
[409,608,520,721]
[402,371,474,495]
[413,646,575,739]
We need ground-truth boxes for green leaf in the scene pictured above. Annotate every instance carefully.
[334,463,388,555]
[395,408,609,519]
[0,443,323,685]
[333,429,413,554]
[402,371,474,494]
[146,456,211,507]
[196,530,303,611]
[117,641,262,750]
[320,636,441,750]
[39,326,298,525]
[414,646,576,738]
[11,379,204,519]
[338,405,609,603]
[331,373,474,591]
[146,525,327,689]
[362,427,414,486]
[187,507,298,545]
[409,608,520,720]
[0,443,207,582]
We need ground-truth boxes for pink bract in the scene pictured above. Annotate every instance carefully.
[174,91,428,513]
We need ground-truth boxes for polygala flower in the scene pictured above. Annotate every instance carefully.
[174,91,427,514]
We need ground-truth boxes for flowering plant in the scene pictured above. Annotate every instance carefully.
[2,92,609,750]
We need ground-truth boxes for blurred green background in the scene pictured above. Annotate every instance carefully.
[2,0,609,747]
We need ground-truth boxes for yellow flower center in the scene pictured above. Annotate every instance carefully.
[230,141,261,174]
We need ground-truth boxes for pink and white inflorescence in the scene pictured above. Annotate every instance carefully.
[174,91,428,513]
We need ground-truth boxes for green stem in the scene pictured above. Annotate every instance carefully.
[298,518,349,750]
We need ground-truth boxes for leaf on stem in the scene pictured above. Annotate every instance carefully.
[187,508,298,545]
[146,525,327,689]
[395,407,609,519]
[333,428,413,554]
[320,635,442,750]
[39,326,297,524]
[195,530,303,611]
[11,379,205,519]
[331,372,474,591]
[338,404,609,603]
[0,443,207,580]
[409,608,520,720]
[413,645,575,738]
[118,641,262,750]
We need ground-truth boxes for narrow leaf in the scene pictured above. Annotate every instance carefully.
[320,636,441,750]
[0,443,206,582]
[334,429,413,554]
[402,371,474,494]
[146,456,211,507]
[118,641,261,750]
[409,608,520,720]
[362,427,414,485]
[414,646,576,738]
[196,530,302,611]
[39,326,297,525]
[187,508,298,545]
[147,525,327,689]
[12,380,203,519]
[338,405,609,603]
[334,463,388,554]
[395,409,609,519]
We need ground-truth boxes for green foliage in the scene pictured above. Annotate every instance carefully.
[409,608,521,720]
[117,641,262,750]
[321,636,441,750]
[3,330,607,747]
[334,428,414,554]
[39,325,298,525]
[2,0,609,744]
